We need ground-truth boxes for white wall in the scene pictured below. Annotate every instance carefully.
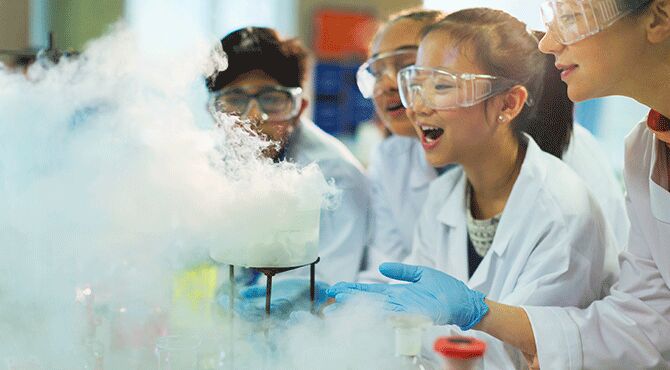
[423,0,546,29]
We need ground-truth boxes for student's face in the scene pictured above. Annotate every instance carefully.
[223,70,304,158]
[538,14,646,102]
[407,32,503,168]
[370,19,425,137]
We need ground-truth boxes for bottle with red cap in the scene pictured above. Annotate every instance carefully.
[433,336,486,370]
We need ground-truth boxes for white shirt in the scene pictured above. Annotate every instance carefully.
[280,118,370,284]
[524,120,670,369]
[407,135,619,369]
[563,123,629,251]
[359,136,437,282]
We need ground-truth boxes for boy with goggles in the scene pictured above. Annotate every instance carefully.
[211,85,303,123]
[206,27,369,314]
[541,0,652,45]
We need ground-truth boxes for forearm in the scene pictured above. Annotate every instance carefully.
[474,299,537,358]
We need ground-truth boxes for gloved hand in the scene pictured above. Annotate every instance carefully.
[326,262,488,330]
[235,279,330,321]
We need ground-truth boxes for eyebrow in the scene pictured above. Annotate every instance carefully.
[370,45,418,59]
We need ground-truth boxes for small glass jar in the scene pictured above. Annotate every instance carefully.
[155,335,202,370]
[433,336,486,370]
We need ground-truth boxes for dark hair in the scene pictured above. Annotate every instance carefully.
[423,8,573,159]
[207,27,310,92]
[627,0,653,15]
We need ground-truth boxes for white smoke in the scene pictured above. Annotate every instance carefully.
[0,19,335,369]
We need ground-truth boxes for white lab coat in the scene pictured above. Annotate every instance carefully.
[359,124,626,284]
[524,119,670,369]
[279,118,370,284]
[359,136,437,282]
[407,135,619,369]
[563,123,629,250]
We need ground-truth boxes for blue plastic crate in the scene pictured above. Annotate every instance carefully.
[314,98,343,135]
[314,63,345,96]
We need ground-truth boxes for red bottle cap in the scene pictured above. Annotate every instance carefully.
[647,110,670,132]
[434,336,487,360]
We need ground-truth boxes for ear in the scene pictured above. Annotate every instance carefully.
[289,98,309,127]
[298,98,309,116]
[498,85,529,124]
[647,0,670,44]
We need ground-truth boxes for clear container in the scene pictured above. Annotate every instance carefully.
[209,207,321,268]
[391,314,435,370]
[155,335,202,370]
[433,336,486,370]
[82,339,105,370]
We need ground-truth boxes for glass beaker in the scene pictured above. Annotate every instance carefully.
[433,336,486,370]
[155,335,201,370]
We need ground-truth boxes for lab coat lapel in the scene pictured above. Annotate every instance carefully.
[468,137,543,291]
[436,171,469,282]
[649,139,670,224]
[409,146,437,190]
[647,138,670,285]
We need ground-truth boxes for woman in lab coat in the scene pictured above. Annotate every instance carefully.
[330,7,618,368]
[359,8,628,285]
[331,1,670,368]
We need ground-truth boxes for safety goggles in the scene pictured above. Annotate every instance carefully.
[210,85,302,122]
[540,0,651,45]
[397,66,521,111]
[356,49,418,99]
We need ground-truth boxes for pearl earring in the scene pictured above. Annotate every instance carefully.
[498,115,505,122]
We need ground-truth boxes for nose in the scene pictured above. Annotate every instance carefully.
[373,70,398,97]
[410,87,432,116]
[241,99,267,122]
[538,28,566,55]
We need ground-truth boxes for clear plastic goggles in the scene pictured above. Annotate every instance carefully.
[210,85,302,122]
[356,49,417,99]
[540,0,649,45]
[397,66,520,111]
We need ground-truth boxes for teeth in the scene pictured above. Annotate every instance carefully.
[425,136,435,143]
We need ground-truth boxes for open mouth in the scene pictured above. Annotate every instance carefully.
[386,102,404,113]
[420,125,444,143]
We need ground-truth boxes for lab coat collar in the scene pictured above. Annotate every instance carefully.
[489,135,544,257]
[410,143,438,190]
[437,135,544,258]
[436,170,468,228]
[649,138,670,224]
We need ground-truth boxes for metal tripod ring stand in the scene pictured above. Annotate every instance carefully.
[228,257,320,317]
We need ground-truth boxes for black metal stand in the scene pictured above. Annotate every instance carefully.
[228,257,320,317]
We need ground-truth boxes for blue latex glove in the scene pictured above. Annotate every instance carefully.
[235,279,330,321]
[326,262,488,330]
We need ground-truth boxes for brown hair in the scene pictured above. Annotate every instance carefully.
[372,8,447,50]
[423,8,573,158]
[207,27,310,91]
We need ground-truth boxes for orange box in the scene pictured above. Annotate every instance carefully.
[313,8,378,60]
